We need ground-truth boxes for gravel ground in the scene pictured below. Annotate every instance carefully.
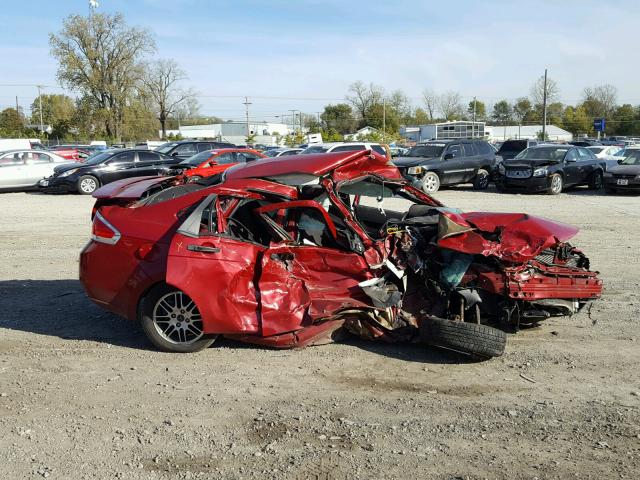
[0,186,639,479]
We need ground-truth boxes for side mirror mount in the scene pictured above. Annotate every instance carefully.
[617,159,624,164]
[171,151,180,157]
[443,153,454,160]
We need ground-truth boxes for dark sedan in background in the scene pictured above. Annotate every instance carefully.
[604,149,640,193]
[39,149,178,194]
[496,145,604,195]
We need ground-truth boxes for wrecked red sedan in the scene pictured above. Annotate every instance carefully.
[80,150,602,358]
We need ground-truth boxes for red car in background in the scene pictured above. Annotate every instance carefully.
[177,148,266,181]
[79,150,602,357]
[48,146,91,162]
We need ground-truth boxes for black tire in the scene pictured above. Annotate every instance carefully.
[77,175,100,195]
[473,169,490,190]
[588,170,603,190]
[139,283,217,353]
[548,173,563,195]
[421,317,506,359]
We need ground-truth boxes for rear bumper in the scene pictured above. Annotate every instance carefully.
[604,176,640,192]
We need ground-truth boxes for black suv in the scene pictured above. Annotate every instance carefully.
[393,140,497,193]
[496,145,604,195]
[496,139,539,161]
[39,149,179,194]
[155,140,235,160]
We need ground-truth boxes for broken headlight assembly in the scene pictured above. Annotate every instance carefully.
[407,166,424,175]
[532,167,548,177]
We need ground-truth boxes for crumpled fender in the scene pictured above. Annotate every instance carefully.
[437,211,579,263]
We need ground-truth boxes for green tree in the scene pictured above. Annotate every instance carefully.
[467,100,486,121]
[581,84,618,119]
[30,93,76,139]
[0,108,25,136]
[562,105,592,136]
[49,12,155,140]
[610,104,637,136]
[512,97,532,125]
[491,100,512,125]
[320,103,355,134]
[346,81,384,128]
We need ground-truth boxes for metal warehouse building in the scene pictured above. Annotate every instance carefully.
[486,125,573,142]
[401,121,487,142]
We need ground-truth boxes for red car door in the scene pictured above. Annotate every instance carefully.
[255,200,373,336]
[166,194,264,335]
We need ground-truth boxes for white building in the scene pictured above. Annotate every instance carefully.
[162,122,294,145]
[486,125,572,142]
[344,126,379,140]
[400,121,487,142]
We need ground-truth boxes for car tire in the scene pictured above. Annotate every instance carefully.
[421,171,440,193]
[548,173,563,195]
[140,283,217,353]
[421,317,506,359]
[588,170,603,190]
[77,175,100,195]
[472,169,490,190]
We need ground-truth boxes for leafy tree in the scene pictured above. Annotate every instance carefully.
[512,97,533,125]
[562,105,592,136]
[30,94,76,138]
[49,12,155,140]
[320,103,355,134]
[0,108,25,135]
[546,102,564,126]
[491,100,512,125]
[346,81,384,127]
[412,108,430,125]
[467,100,486,121]
[609,104,637,136]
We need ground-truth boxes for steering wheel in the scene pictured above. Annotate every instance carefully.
[226,218,256,243]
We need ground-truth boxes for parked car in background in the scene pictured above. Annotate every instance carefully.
[39,149,178,194]
[48,146,91,162]
[389,146,409,157]
[603,149,640,193]
[393,140,497,193]
[496,139,539,161]
[586,145,625,170]
[176,148,267,181]
[300,142,387,157]
[263,148,303,157]
[570,140,602,147]
[0,150,69,191]
[496,145,603,195]
[155,140,236,160]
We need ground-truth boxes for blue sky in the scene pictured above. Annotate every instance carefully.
[1,0,639,121]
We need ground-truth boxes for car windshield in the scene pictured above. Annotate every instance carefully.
[155,142,178,154]
[301,146,329,154]
[498,140,527,153]
[587,147,604,154]
[84,151,115,165]
[180,150,214,166]
[263,149,282,157]
[620,150,640,165]
[515,147,568,161]
[406,144,445,157]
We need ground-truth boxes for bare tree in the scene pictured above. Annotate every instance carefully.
[581,84,618,118]
[437,91,464,120]
[346,81,384,121]
[422,88,438,121]
[530,75,560,106]
[50,13,155,140]
[142,59,196,139]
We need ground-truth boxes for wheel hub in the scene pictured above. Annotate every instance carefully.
[152,291,203,345]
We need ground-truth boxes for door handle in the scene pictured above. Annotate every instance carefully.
[187,244,220,253]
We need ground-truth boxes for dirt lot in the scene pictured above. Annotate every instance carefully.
[0,187,639,479]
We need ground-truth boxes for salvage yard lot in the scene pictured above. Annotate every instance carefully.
[0,188,639,479]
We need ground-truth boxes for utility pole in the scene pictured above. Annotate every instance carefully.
[289,109,298,135]
[382,98,386,143]
[243,96,252,144]
[542,68,548,140]
[472,96,477,138]
[37,85,44,135]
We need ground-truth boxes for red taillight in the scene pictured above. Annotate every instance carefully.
[91,212,121,245]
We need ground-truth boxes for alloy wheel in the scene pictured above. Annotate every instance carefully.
[421,172,440,193]
[80,178,97,193]
[152,291,204,345]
